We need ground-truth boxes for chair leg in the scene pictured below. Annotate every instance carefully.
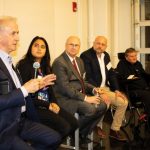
[61,127,80,150]
[60,113,79,150]
[74,113,79,150]
[75,113,94,150]
[61,112,94,150]
[88,132,93,150]
[74,126,79,150]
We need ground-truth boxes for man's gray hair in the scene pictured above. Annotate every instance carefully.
[0,16,17,31]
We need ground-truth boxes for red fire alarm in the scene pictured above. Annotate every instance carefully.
[72,2,77,12]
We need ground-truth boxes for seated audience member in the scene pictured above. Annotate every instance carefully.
[52,36,107,143]
[80,36,128,141]
[0,16,61,149]
[17,36,78,140]
[117,47,150,117]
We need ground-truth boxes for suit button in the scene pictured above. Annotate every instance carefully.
[16,118,20,122]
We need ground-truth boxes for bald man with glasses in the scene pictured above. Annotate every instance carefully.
[52,36,107,143]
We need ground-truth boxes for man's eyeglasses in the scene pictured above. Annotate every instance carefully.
[68,43,80,48]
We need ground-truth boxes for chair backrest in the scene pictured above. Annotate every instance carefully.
[118,52,125,60]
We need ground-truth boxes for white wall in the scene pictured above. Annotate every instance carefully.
[93,0,110,38]
[0,0,132,67]
[115,0,132,66]
[118,0,132,52]
[53,0,88,58]
[0,0,88,64]
[0,0,55,64]
[53,0,79,59]
[90,0,132,67]
[87,0,111,48]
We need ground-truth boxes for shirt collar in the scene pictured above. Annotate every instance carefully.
[0,50,12,65]
[66,52,76,62]
[97,52,105,59]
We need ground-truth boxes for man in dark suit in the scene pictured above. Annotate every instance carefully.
[0,16,61,150]
[80,36,128,141]
[52,36,107,142]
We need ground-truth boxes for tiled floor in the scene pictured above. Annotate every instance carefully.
[59,109,150,150]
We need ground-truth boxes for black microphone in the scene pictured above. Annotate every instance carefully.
[33,62,40,78]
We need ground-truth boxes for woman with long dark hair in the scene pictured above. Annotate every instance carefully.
[17,36,78,140]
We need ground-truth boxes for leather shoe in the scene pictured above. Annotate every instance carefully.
[96,127,106,139]
[109,129,127,141]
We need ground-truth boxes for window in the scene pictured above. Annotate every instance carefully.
[134,0,150,72]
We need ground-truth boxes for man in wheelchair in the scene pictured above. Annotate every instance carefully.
[117,47,150,123]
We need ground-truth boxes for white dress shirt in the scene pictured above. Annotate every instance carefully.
[97,53,106,87]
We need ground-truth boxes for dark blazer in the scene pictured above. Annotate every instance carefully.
[52,52,95,114]
[80,47,119,91]
[16,59,57,109]
[0,58,38,149]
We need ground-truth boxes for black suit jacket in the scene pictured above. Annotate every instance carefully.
[16,59,57,109]
[80,47,119,91]
[0,58,38,148]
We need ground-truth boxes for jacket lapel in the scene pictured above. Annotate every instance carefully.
[63,52,81,80]
[92,49,110,82]
[12,65,23,85]
[91,49,101,72]
[0,58,16,88]
[76,57,84,77]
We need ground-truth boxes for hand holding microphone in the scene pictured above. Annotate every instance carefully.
[23,62,57,94]
[32,61,56,89]
[33,62,40,78]
[23,74,56,93]
[22,62,40,93]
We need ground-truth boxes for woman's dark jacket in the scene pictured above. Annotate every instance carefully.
[16,59,57,109]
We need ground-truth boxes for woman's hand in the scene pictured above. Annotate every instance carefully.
[49,103,60,114]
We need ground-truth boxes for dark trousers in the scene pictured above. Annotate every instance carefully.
[130,89,150,116]
[37,107,78,139]
[77,101,107,136]
[11,119,61,150]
